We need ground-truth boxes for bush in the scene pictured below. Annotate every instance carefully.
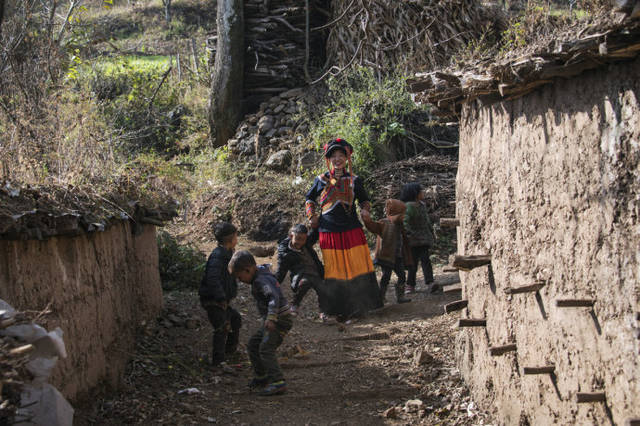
[308,67,428,179]
[80,56,188,156]
[157,230,206,291]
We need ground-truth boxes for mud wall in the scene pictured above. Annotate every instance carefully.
[455,57,639,425]
[0,222,163,401]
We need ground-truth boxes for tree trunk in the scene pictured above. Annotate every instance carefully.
[163,0,172,23]
[0,0,6,37]
[208,0,244,148]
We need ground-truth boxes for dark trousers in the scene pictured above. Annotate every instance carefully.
[292,275,325,311]
[380,257,406,298]
[203,303,241,365]
[407,245,434,287]
[247,315,293,383]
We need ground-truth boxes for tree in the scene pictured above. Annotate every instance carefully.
[208,0,244,148]
[161,0,171,23]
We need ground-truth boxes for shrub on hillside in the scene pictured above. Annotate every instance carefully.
[308,67,430,179]
[157,230,206,291]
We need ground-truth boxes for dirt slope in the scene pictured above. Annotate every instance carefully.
[74,261,494,425]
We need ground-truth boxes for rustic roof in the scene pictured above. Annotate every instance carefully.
[407,16,640,120]
[0,181,177,240]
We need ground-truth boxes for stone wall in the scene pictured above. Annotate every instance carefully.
[455,57,639,425]
[0,221,163,401]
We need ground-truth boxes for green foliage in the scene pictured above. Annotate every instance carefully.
[157,230,206,291]
[80,55,187,156]
[308,67,426,179]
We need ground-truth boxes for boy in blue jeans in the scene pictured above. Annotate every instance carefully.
[228,250,293,396]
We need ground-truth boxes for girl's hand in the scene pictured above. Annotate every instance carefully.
[310,215,319,228]
[265,319,277,331]
[360,209,371,221]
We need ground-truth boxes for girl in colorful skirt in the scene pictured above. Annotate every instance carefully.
[305,138,383,320]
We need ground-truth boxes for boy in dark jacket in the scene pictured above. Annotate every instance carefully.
[363,199,412,304]
[199,222,241,370]
[229,250,293,396]
[275,224,326,317]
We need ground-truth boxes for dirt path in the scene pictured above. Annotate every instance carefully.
[75,270,493,425]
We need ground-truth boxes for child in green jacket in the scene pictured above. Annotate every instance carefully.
[400,183,437,294]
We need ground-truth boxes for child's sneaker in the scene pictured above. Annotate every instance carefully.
[259,380,287,396]
[212,361,236,375]
[405,286,416,294]
[319,312,329,323]
[290,305,299,316]
[248,376,269,389]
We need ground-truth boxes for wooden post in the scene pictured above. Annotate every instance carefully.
[190,38,200,78]
[440,218,460,228]
[445,300,468,313]
[458,319,486,327]
[489,344,517,356]
[443,284,462,293]
[176,53,182,81]
[523,365,555,375]
[556,299,595,308]
[504,281,545,295]
[452,255,491,271]
[576,392,606,403]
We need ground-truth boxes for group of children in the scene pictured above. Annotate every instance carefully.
[198,182,437,396]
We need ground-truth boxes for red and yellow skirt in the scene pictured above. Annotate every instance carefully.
[319,228,382,317]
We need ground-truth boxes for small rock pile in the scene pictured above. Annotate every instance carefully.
[228,87,320,172]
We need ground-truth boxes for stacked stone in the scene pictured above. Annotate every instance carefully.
[228,87,319,172]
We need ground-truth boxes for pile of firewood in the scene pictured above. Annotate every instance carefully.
[366,154,457,220]
[208,0,330,109]
[326,0,503,75]
[0,310,34,424]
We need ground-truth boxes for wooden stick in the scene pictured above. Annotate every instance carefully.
[489,344,517,356]
[523,365,555,375]
[140,217,165,226]
[556,299,595,308]
[445,300,468,313]
[440,218,460,228]
[504,281,545,295]
[443,267,458,273]
[458,319,486,327]
[443,284,462,293]
[577,392,606,403]
[9,344,34,356]
[452,255,491,271]
[624,418,640,426]
[0,317,16,329]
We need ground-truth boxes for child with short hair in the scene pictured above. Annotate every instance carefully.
[228,250,293,396]
[275,224,326,317]
[363,199,412,304]
[400,182,437,294]
[199,222,242,372]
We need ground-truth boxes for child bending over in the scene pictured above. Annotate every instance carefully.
[229,250,293,396]
[275,224,327,318]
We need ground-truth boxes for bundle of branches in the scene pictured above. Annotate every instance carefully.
[0,180,178,240]
[207,0,330,109]
[0,308,44,425]
[408,15,640,119]
[324,0,504,76]
[365,154,457,220]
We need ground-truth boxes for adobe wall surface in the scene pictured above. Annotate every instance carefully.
[455,57,639,425]
[0,222,163,401]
